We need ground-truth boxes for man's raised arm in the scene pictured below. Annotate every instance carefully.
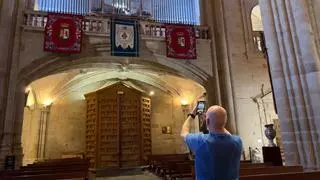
[180,107,197,138]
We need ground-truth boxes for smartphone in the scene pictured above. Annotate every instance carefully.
[196,101,206,113]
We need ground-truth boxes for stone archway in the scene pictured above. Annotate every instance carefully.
[4,53,213,167]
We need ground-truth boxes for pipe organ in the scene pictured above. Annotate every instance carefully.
[36,0,89,14]
[34,0,200,25]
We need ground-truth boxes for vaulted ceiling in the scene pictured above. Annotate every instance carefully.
[26,67,205,107]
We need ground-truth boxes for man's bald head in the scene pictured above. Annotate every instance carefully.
[205,106,227,131]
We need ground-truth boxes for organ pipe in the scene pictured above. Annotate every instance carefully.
[72,0,79,14]
[189,0,192,24]
[191,1,196,23]
[85,0,89,14]
[42,0,46,11]
[179,0,182,23]
[75,0,78,14]
[163,0,166,23]
[57,0,61,13]
[187,0,191,24]
[190,0,194,24]
[165,0,168,23]
[56,0,59,13]
[36,0,199,24]
[80,0,83,14]
[151,0,154,19]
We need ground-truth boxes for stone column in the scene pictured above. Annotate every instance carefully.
[12,83,27,168]
[202,0,238,134]
[0,0,25,169]
[260,0,320,170]
[0,0,18,169]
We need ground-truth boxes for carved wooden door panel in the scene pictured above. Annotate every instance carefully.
[118,87,142,167]
[85,93,98,168]
[141,97,152,163]
[98,94,119,168]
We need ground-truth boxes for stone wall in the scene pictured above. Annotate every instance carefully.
[45,95,87,159]
[221,0,277,158]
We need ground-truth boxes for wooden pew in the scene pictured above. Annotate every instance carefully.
[240,171,320,180]
[2,171,87,180]
[239,166,303,176]
[146,154,309,180]
[0,158,89,180]
[146,154,190,172]
[164,161,194,180]
[163,166,303,180]
[146,154,277,180]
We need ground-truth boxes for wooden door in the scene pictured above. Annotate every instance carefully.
[86,83,151,169]
[98,93,119,168]
[118,86,142,167]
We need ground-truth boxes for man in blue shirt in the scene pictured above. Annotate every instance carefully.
[181,105,243,180]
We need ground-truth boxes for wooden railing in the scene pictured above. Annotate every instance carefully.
[23,10,209,39]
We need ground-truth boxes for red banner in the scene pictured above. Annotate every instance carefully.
[44,13,83,53]
[165,24,197,59]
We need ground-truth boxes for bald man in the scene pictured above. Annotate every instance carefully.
[181,105,242,180]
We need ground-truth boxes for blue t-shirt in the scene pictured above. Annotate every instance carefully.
[185,133,242,180]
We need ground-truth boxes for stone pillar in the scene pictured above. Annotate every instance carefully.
[0,0,25,169]
[12,83,27,169]
[202,0,238,134]
[259,0,320,170]
[0,0,18,169]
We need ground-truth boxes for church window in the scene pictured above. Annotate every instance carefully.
[251,5,265,52]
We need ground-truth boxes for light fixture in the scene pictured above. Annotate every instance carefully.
[257,139,262,144]
[149,91,155,96]
[25,86,31,93]
[43,99,53,107]
[180,99,189,106]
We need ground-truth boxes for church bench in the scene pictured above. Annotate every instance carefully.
[163,165,302,180]
[151,161,273,176]
[146,154,190,172]
[159,161,194,178]
[21,161,88,170]
[23,158,85,167]
[2,171,88,180]
[240,162,273,168]
[239,166,303,176]
[21,158,89,169]
[0,165,89,178]
[152,160,193,172]
[240,171,320,180]
[1,158,89,180]
[155,163,303,180]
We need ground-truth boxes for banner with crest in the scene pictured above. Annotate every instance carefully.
[165,24,196,59]
[44,13,83,53]
[111,19,139,57]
